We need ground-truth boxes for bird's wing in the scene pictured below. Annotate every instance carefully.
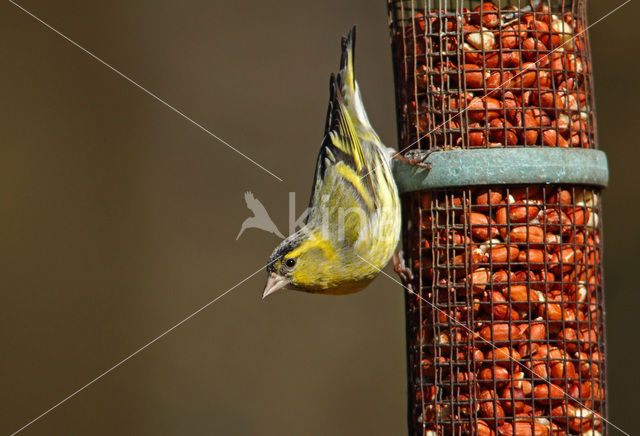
[307,76,378,221]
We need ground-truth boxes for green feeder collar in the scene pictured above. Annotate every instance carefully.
[392,148,609,194]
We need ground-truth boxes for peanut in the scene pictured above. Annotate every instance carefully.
[468,97,503,121]
[487,346,522,366]
[479,389,506,422]
[509,226,544,244]
[497,421,550,436]
[467,212,500,241]
[533,383,565,404]
[479,323,523,343]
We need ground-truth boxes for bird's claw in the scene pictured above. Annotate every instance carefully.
[394,146,441,170]
[393,250,414,285]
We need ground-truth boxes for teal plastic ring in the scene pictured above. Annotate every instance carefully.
[393,148,609,194]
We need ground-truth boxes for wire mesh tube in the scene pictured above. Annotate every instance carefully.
[387,1,607,435]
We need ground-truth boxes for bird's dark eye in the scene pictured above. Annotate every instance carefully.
[285,258,296,268]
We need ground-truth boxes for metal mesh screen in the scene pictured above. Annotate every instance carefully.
[388,1,607,435]
[403,186,605,435]
[388,0,596,151]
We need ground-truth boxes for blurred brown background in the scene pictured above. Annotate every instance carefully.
[1,1,638,434]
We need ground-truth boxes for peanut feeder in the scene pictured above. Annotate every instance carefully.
[387,1,609,435]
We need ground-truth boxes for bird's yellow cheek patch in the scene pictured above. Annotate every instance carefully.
[291,268,327,291]
[285,235,341,291]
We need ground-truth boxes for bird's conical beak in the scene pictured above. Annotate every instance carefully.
[262,273,289,299]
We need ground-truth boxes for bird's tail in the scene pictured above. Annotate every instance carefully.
[337,26,378,142]
[338,27,357,96]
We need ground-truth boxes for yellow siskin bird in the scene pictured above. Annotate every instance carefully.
[263,27,401,298]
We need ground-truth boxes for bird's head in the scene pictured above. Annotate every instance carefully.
[263,230,337,298]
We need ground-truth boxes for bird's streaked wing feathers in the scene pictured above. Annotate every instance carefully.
[307,77,377,215]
